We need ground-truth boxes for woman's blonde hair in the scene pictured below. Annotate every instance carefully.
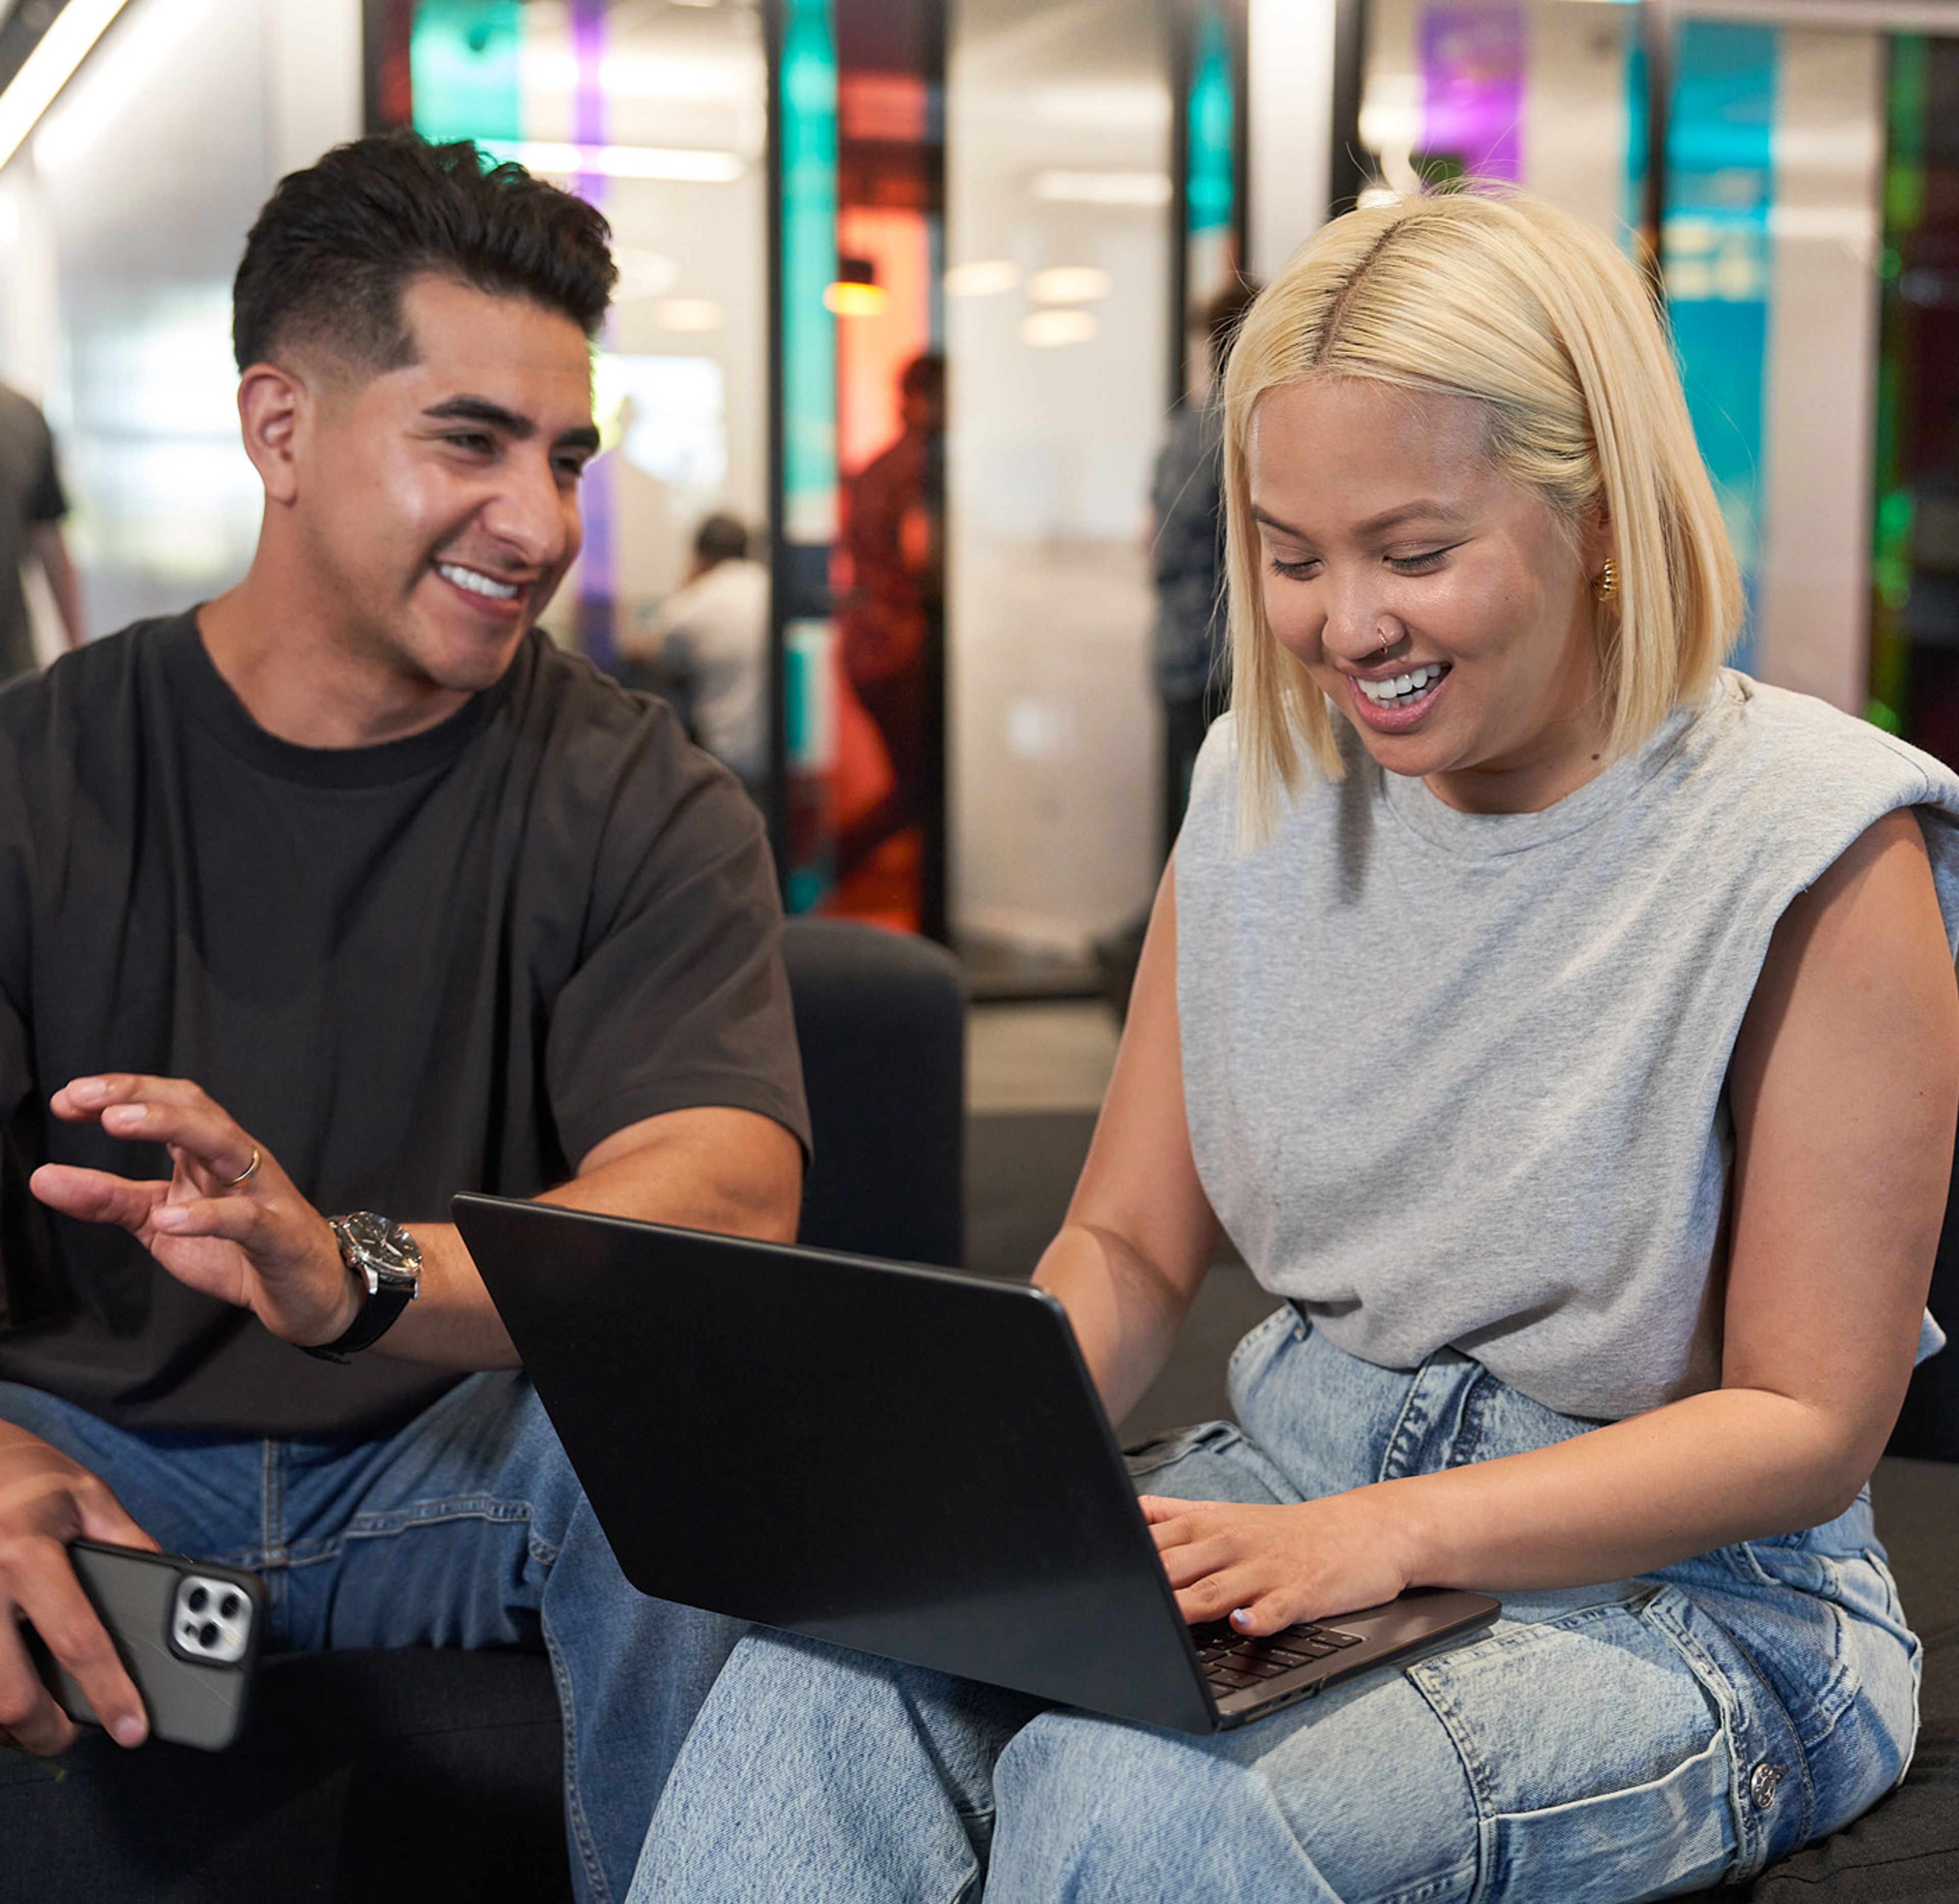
[1220,188,1742,840]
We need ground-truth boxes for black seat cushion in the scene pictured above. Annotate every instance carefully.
[0,1647,570,1903]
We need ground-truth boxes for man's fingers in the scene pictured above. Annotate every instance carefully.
[149,1195,264,1248]
[97,1099,255,1186]
[10,1565,147,1748]
[71,1477,160,1557]
[28,1164,166,1231]
[50,1078,258,1188]
[0,1624,80,1758]
[51,1074,213,1118]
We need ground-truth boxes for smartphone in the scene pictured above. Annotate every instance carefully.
[26,1538,263,1751]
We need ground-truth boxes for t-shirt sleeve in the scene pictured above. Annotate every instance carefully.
[544,737,810,1171]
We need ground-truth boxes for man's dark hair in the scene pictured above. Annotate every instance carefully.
[232,133,618,374]
[693,513,751,567]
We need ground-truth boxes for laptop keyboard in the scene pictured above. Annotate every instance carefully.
[1191,1618,1364,1693]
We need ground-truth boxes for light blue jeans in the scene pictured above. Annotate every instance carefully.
[0,1372,744,1904]
[630,1310,1921,1903]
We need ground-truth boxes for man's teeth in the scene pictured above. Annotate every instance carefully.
[437,563,521,602]
[1357,663,1445,707]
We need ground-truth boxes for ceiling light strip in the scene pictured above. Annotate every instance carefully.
[0,0,134,173]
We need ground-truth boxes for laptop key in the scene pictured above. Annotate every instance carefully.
[1208,1667,1263,1691]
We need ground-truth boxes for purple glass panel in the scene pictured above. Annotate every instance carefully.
[1420,5,1525,183]
[568,0,614,668]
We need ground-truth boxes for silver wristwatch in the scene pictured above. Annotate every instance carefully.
[300,1212,422,1363]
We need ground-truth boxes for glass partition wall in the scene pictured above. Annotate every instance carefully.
[1357,0,1932,749]
[943,0,1174,976]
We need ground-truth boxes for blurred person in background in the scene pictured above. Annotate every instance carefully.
[1150,280,1259,854]
[0,134,806,1904]
[1097,283,1258,1017]
[837,352,943,880]
[619,511,767,797]
[0,380,85,679]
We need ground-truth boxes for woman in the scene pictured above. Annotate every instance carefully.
[631,191,1959,1902]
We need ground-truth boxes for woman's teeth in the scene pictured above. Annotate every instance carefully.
[1357,663,1446,708]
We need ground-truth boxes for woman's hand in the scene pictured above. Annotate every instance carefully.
[1142,1489,1416,1636]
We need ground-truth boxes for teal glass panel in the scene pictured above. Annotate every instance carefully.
[1187,11,1234,244]
[1664,20,1776,676]
[410,0,523,145]
[781,0,838,544]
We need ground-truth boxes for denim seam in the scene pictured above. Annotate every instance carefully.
[341,1496,536,1538]
[1377,1358,1440,1484]
[1644,1585,1821,1880]
[1445,1371,1495,1470]
[1227,1303,1293,1382]
[1366,1854,1479,1904]
[544,1608,613,1904]
[1396,1658,1500,1904]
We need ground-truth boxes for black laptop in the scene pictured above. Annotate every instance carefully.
[451,1196,1500,1735]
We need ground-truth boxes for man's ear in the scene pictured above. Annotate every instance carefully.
[236,361,314,505]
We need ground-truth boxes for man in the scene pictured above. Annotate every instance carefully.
[618,511,767,795]
[0,379,85,679]
[0,135,806,1903]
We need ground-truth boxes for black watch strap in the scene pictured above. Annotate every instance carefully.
[300,1213,421,1364]
[300,1281,414,1364]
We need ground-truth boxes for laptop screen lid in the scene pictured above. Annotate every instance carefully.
[452,1195,1218,1734]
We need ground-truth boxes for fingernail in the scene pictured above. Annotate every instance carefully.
[1230,1608,1252,1628]
[152,1205,189,1231]
[111,1714,145,1747]
[68,1078,107,1104]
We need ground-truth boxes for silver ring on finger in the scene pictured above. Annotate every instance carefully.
[226,1147,261,1188]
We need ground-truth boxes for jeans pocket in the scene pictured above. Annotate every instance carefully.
[1222,1302,1299,1418]
[1121,1418,1294,1505]
[1404,1594,1742,1902]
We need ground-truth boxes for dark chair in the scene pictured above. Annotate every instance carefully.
[0,918,967,1904]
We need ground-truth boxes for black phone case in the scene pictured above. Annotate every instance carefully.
[33,1539,263,1751]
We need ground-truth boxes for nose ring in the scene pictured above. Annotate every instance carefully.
[1376,623,1392,657]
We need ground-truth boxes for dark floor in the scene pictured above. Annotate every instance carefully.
[966,1110,1282,1443]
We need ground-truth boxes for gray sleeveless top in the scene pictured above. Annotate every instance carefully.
[1176,672,1959,1420]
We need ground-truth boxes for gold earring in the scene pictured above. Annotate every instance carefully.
[1591,559,1619,603]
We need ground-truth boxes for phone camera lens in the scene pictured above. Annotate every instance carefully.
[198,1621,220,1650]
[221,1593,241,1620]
[187,1586,209,1613]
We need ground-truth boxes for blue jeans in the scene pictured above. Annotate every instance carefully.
[0,1372,744,1904]
[630,1311,1922,1903]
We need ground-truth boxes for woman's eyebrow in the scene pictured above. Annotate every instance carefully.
[1251,500,1468,541]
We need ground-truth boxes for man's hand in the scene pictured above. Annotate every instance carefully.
[1141,1490,1416,1636]
[0,1423,156,1755]
[30,1075,356,1349]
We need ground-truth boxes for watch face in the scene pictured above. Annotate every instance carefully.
[339,1212,422,1294]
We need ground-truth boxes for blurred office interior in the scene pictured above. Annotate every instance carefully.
[0,0,1955,986]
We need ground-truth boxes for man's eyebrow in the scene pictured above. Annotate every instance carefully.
[422,394,537,437]
[421,395,601,455]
